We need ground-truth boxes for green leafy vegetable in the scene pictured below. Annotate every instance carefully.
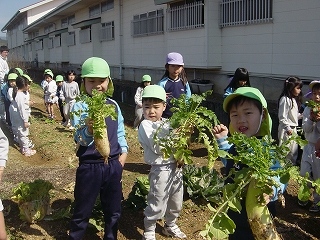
[72,89,117,162]
[11,179,54,223]
[154,91,220,168]
[305,100,320,114]
[200,133,316,240]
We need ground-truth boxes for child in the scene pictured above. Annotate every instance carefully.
[9,75,36,157]
[223,67,250,98]
[1,71,18,127]
[41,69,53,112]
[138,85,186,240]
[133,74,151,129]
[55,75,66,124]
[0,127,8,240]
[69,57,128,240]
[212,87,285,240]
[43,71,57,119]
[299,80,320,212]
[61,70,80,129]
[158,52,191,118]
[278,76,303,165]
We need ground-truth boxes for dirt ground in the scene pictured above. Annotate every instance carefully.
[0,83,320,239]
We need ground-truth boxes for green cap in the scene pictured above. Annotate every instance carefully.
[8,73,18,80]
[55,75,64,82]
[44,71,54,78]
[142,74,151,82]
[22,74,32,82]
[223,87,272,136]
[81,57,110,78]
[142,85,166,102]
[15,67,23,75]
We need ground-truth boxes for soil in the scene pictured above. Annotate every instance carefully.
[0,83,320,240]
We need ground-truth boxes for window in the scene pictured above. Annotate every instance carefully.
[36,40,43,50]
[167,0,204,31]
[101,0,114,12]
[220,0,273,27]
[132,9,164,37]
[54,34,61,47]
[48,38,54,49]
[79,26,91,43]
[89,1,114,18]
[61,15,75,28]
[44,24,55,34]
[67,32,76,46]
[100,21,114,41]
[89,4,101,18]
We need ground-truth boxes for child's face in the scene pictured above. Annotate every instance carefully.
[142,100,166,122]
[84,77,109,95]
[9,80,16,87]
[57,82,63,86]
[229,100,263,137]
[143,81,151,87]
[292,85,301,97]
[45,75,52,82]
[68,74,75,82]
[238,80,247,87]
[312,88,320,103]
[167,64,183,80]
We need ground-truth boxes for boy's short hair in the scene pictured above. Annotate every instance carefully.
[142,85,166,102]
[0,46,9,52]
[223,87,272,136]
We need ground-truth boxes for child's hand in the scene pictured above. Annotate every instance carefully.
[212,124,228,139]
[286,129,293,135]
[119,152,127,167]
[24,122,30,128]
[85,118,94,135]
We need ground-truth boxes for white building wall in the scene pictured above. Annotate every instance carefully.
[221,0,320,79]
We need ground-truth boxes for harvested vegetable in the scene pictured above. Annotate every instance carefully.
[11,179,54,223]
[73,89,117,162]
[200,133,318,240]
[305,100,320,114]
[154,91,221,169]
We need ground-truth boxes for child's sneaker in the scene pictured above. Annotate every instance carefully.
[142,231,156,240]
[309,203,320,212]
[23,148,36,157]
[162,224,186,239]
[298,199,308,207]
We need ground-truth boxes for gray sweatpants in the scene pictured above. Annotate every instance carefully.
[300,143,320,203]
[144,163,183,232]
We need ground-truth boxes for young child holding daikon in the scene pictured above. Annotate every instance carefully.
[212,87,286,240]
[69,57,128,240]
[138,85,186,240]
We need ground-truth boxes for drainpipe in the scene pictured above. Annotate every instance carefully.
[119,0,123,80]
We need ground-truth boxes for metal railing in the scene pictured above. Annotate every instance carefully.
[167,1,204,31]
[220,0,273,27]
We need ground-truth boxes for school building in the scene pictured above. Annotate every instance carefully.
[2,0,320,102]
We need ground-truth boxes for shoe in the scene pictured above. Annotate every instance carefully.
[298,200,308,207]
[28,140,35,149]
[142,231,155,240]
[309,203,320,212]
[298,199,308,207]
[162,224,186,239]
[23,148,36,157]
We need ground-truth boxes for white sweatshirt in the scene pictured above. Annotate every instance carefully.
[138,118,175,165]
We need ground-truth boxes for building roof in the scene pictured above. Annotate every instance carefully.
[1,0,55,32]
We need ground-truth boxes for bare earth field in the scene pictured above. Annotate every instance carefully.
[0,83,319,239]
